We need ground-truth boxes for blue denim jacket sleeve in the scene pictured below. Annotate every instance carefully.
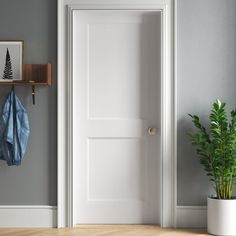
[0,91,30,166]
[0,122,4,160]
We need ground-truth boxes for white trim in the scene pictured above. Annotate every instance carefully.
[58,0,175,228]
[176,206,207,228]
[57,0,67,228]
[0,205,57,227]
[67,5,74,227]
[160,0,175,228]
[173,0,178,228]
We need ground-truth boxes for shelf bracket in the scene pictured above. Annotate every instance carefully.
[32,85,35,105]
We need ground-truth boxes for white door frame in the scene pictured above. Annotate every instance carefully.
[57,0,176,228]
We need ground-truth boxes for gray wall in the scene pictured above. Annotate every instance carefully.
[177,0,236,205]
[0,0,57,205]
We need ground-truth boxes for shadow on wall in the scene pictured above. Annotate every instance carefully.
[177,114,214,206]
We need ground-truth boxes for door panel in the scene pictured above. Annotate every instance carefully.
[88,21,145,118]
[88,138,145,200]
[73,10,162,224]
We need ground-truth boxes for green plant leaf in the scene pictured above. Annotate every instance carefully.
[187,99,236,199]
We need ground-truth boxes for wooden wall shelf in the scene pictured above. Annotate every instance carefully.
[0,64,52,104]
[0,64,52,86]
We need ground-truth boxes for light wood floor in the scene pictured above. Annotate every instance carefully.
[0,225,209,236]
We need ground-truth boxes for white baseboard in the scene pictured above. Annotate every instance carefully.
[176,206,207,228]
[0,205,207,228]
[0,205,57,227]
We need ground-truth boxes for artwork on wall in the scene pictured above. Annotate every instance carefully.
[0,41,23,81]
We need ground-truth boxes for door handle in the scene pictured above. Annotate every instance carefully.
[148,127,157,136]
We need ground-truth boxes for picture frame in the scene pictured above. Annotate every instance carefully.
[0,41,23,81]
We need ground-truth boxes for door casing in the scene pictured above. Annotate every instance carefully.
[57,0,176,228]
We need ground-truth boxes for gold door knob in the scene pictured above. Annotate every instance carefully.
[148,127,157,136]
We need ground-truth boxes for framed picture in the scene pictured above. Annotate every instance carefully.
[0,41,23,81]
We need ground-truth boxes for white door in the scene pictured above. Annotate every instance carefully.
[73,10,162,224]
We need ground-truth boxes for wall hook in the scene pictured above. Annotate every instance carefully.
[32,85,35,105]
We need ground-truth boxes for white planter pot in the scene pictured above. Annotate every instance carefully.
[208,197,236,236]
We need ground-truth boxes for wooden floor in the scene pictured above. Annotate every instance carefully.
[0,225,209,236]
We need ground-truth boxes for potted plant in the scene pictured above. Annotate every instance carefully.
[188,99,236,236]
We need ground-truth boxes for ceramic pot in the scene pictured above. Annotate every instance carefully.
[208,197,236,235]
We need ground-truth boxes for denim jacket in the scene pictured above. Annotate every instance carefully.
[0,90,30,166]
